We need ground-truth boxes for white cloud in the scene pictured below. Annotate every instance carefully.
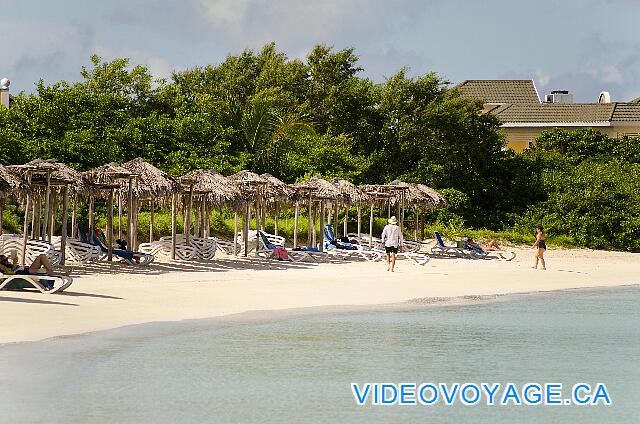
[534,70,551,87]
[194,0,250,26]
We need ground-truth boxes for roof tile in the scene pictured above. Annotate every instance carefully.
[456,80,539,104]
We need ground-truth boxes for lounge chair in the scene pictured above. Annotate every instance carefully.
[256,231,295,261]
[138,238,198,261]
[430,231,470,258]
[91,231,154,265]
[462,241,516,261]
[350,233,430,265]
[0,234,62,265]
[152,235,215,260]
[51,236,100,263]
[323,225,382,262]
[0,272,73,294]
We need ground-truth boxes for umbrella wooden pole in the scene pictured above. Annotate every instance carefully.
[48,194,57,242]
[171,193,177,260]
[200,201,206,238]
[21,193,32,267]
[243,203,249,257]
[118,192,123,240]
[107,188,114,261]
[88,195,95,240]
[319,200,325,252]
[186,185,194,245]
[149,200,154,242]
[343,204,348,236]
[293,201,299,248]
[307,196,312,246]
[274,202,279,236]
[133,195,140,251]
[233,211,239,256]
[127,176,134,246]
[32,198,40,239]
[71,194,77,239]
[357,206,362,239]
[369,204,374,248]
[204,204,211,238]
[327,204,332,225]
[414,208,419,241]
[421,210,426,241]
[334,202,339,238]
[60,185,69,266]
[0,199,3,235]
[398,192,404,230]
[193,201,200,239]
[311,202,317,248]
[387,202,391,220]
[256,200,262,256]
[42,170,51,240]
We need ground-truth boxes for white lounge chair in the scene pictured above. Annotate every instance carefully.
[0,272,73,294]
[138,238,197,261]
[0,234,62,265]
[51,236,100,263]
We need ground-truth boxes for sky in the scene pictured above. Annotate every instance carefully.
[1,0,639,102]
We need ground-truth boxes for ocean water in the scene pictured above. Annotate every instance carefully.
[0,286,638,423]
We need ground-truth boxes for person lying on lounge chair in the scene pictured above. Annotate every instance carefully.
[465,238,501,251]
[0,251,68,281]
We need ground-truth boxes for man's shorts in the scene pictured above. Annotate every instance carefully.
[384,246,398,254]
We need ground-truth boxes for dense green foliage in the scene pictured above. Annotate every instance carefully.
[0,44,638,250]
[510,128,640,251]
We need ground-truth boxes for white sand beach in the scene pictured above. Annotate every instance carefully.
[1,247,639,344]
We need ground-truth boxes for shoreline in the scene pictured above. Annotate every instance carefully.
[2,283,637,349]
[1,246,639,345]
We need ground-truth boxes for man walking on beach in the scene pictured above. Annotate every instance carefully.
[381,216,403,272]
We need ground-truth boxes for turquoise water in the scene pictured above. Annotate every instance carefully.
[1,286,638,423]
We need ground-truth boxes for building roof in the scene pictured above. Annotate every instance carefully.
[611,103,640,121]
[493,103,613,123]
[491,102,640,124]
[456,80,540,104]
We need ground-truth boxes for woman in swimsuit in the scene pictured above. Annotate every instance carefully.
[532,225,546,270]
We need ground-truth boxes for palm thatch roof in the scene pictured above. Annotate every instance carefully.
[260,173,296,203]
[84,163,133,185]
[293,176,343,201]
[121,158,180,199]
[360,184,404,204]
[9,159,91,195]
[415,183,449,208]
[228,170,267,185]
[388,180,436,208]
[0,164,30,198]
[179,169,245,207]
[330,178,371,205]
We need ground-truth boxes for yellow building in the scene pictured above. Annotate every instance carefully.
[456,80,640,151]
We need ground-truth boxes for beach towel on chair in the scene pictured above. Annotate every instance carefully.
[273,247,289,261]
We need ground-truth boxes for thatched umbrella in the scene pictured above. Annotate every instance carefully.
[260,173,296,237]
[415,184,448,208]
[121,158,180,253]
[84,163,136,261]
[389,180,449,240]
[178,170,244,246]
[228,170,269,256]
[330,178,371,238]
[9,159,88,266]
[0,164,30,236]
[293,177,344,249]
[360,184,405,247]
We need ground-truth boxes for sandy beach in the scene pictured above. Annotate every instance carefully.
[1,247,639,344]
